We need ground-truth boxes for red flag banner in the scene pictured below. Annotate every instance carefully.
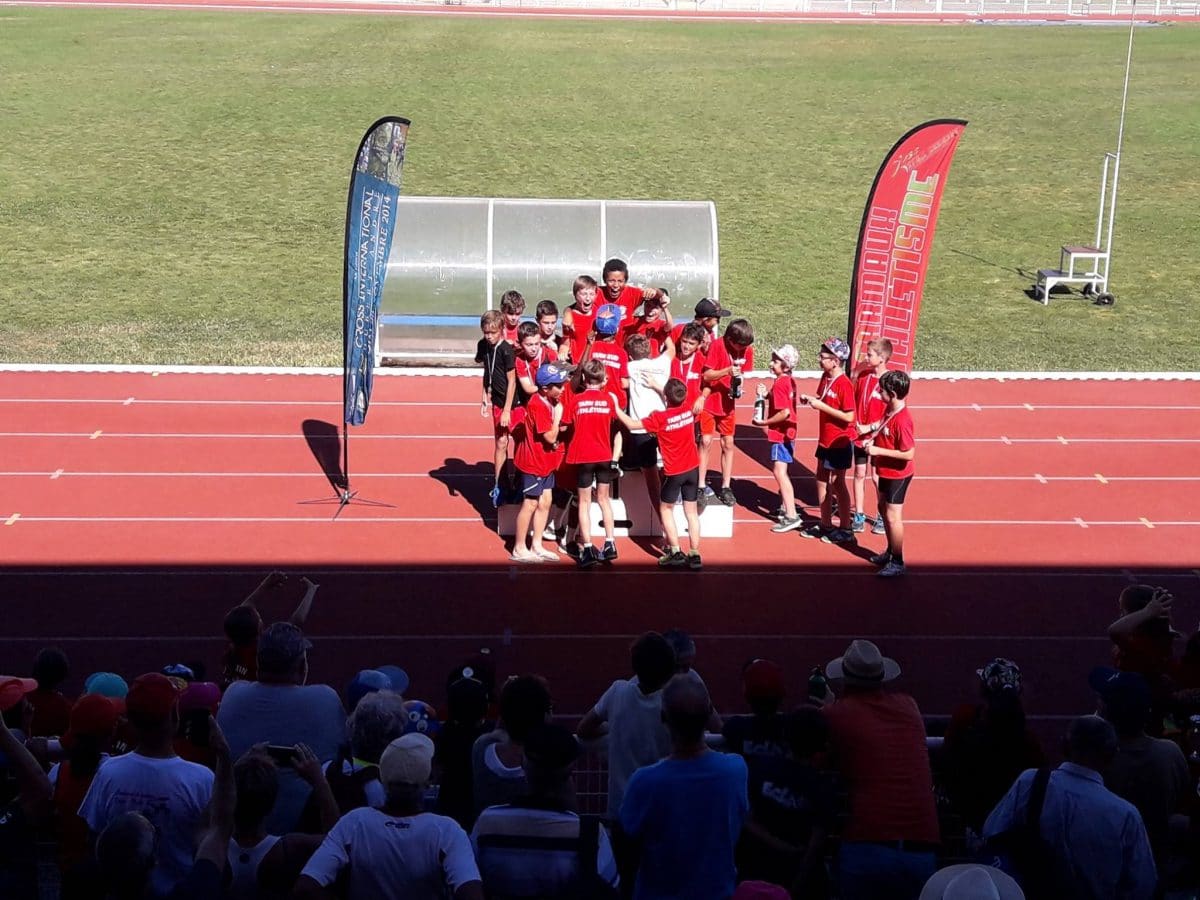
[847,119,967,372]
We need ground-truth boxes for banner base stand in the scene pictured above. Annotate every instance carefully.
[298,487,396,521]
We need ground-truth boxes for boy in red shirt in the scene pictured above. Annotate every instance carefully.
[622,290,674,355]
[865,369,915,577]
[671,322,708,409]
[752,344,802,533]
[852,338,893,536]
[799,337,856,543]
[578,304,630,472]
[669,297,729,356]
[561,360,620,568]
[499,290,526,346]
[559,275,599,364]
[510,362,571,563]
[600,257,666,332]
[535,300,559,358]
[513,321,548,407]
[613,378,703,570]
[698,317,755,508]
[476,310,517,507]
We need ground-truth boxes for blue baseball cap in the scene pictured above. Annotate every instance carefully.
[536,361,574,387]
[346,669,392,710]
[84,672,129,699]
[376,664,410,695]
[595,303,621,336]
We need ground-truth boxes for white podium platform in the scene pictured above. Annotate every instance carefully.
[497,470,734,539]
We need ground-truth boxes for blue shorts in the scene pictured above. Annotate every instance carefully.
[770,440,795,464]
[520,472,555,498]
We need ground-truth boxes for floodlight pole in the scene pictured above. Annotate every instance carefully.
[1105,0,1137,283]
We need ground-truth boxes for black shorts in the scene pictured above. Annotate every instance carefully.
[622,432,659,470]
[853,445,870,466]
[816,444,854,472]
[576,461,616,489]
[660,467,700,504]
[877,475,913,505]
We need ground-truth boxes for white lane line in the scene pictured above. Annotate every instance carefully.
[89,430,102,440]
[1140,517,1155,529]
[1000,436,1012,444]
[1034,473,1047,484]
[123,397,135,406]
[1024,403,1035,411]
[5,515,1194,526]
[1095,473,1108,484]
[4,513,19,525]
[50,469,63,480]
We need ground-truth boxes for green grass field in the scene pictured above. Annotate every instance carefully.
[1,9,1197,369]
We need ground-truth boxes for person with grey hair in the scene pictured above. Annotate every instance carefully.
[618,675,748,900]
[296,733,483,900]
[983,715,1156,899]
[217,622,345,834]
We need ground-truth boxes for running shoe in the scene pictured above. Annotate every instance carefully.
[687,551,703,570]
[534,547,560,562]
[489,485,502,508]
[771,515,805,534]
[719,486,736,507]
[869,550,892,566]
[658,550,688,568]
[577,546,601,569]
[852,512,866,534]
[872,516,887,535]
[821,528,856,544]
[799,523,827,540]
[601,540,618,562]
[565,543,582,561]
[878,560,906,578]
[774,506,789,524]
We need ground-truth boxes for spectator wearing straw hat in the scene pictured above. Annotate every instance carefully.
[79,673,215,898]
[919,864,1024,900]
[296,733,483,900]
[217,622,345,834]
[822,640,939,900]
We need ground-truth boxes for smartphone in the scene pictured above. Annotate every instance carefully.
[181,710,210,748]
[265,745,297,767]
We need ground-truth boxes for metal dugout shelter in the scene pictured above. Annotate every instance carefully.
[374,197,720,365]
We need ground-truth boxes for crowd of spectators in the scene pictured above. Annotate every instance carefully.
[1,575,1198,900]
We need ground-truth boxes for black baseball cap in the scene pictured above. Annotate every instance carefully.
[694,298,732,318]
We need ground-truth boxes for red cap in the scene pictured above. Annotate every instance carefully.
[0,676,38,713]
[61,694,120,749]
[742,659,785,702]
[125,673,182,723]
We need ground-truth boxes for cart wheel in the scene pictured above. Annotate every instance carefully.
[1094,292,1115,307]
[1082,282,1096,297]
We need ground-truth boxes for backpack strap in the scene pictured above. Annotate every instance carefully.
[1025,767,1051,831]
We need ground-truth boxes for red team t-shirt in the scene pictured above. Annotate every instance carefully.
[671,351,707,407]
[588,340,629,409]
[853,371,889,447]
[562,388,617,464]
[624,317,671,356]
[872,406,915,479]
[601,285,644,329]
[502,321,521,346]
[515,394,564,477]
[642,406,700,476]
[767,374,798,443]
[703,339,754,417]
[562,304,598,363]
[514,346,549,404]
[815,372,856,448]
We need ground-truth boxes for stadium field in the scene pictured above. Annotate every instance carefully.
[1,8,1197,370]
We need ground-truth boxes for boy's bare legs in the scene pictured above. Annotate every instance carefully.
[596,482,615,543]
[698,432,715,491]
[512,496,539,560]
[642,467,662,528]
[530,492,556,558]
[884,501,905,558]
[611,432,624,470]
[493,432,509,490]
[576,486,594,549]
[659,501,681,553]
[853,461,868,518]
[682,500,701,554]
[831,471,853,531]
[773,461,796,518]
[816,469,832,528]
[719,433,736,493]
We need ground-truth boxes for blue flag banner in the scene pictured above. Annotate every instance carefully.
[344,117,410,426]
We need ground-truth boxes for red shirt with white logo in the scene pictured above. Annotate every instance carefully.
[853,371,889,447]
[670,321,717,354]
[671,350,707,407]
[642,406,700,476]
[767,374,797,443]
[601,286,643,330]
[588,340,629,409]
[562,304,598,364]
[562,388,617,465]
[816,372,856,448]
[872,406,915,479]
[624,317,671,356]
[514,393,564,477]
[514,346,548,405]
[703,338,754,417]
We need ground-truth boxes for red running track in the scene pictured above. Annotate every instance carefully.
[1,370,1197,731]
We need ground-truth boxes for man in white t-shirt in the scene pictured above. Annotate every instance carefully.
[622,333,674,518]
[79,673,215,898]
[577,632,676,819]
[296,733,483,900]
